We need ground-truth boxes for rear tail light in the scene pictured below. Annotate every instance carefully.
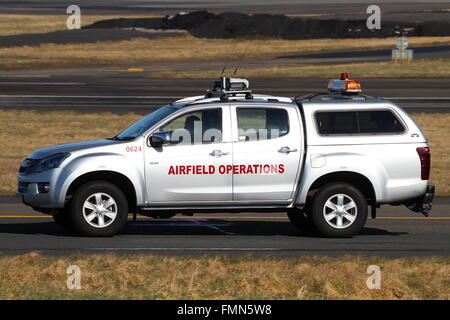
[416,147,431,180]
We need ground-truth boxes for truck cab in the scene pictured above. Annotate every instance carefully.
[17,75,434,237]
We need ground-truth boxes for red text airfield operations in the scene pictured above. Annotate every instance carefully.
[168,164,285,175]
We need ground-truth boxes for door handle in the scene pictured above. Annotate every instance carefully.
[278,146,298,154]
[209,150,229,157]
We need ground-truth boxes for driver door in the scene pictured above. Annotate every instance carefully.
[144,106,233,205]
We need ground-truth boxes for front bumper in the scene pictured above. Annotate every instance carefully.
[407,184,434,217]
[18,182,52,207]
[17,168,65,209]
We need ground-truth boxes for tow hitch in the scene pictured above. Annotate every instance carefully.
[407,185,434,217]
[410,202,432,217]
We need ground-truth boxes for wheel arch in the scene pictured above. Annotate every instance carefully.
[65,171,137,212]
[304,171,377,205]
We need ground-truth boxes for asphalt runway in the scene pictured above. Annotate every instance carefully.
[0,197,449,257]
[0,71,449,113]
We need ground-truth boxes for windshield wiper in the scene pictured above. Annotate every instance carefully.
[108,136,135,141]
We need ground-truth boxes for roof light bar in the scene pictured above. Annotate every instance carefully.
[327,73,362,95]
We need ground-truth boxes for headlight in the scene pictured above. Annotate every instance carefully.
[34,153,70,173]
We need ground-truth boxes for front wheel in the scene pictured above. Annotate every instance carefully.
[311,183,368,238]
[68,181,129,236]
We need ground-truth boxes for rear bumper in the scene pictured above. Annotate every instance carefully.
[407,184,434,216]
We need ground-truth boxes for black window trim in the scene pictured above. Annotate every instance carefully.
[236,106,291,142]
[313,108,408,137]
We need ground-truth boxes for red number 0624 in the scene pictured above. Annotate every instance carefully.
[126,146,142,152]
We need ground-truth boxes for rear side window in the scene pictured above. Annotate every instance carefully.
[358,110,405,133]
[315,110,405,135]
[315,111,358,134]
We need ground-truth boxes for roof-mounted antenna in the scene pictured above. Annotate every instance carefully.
[220,39,241,76]
[232,39,254,77]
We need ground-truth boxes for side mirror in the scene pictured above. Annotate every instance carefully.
[149,131,171,148]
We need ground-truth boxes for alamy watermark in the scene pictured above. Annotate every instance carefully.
[160,121,282,145]
[66,5,81,30]
[66,265,82,290]
[366,5,381,30]
[366,265,381,289]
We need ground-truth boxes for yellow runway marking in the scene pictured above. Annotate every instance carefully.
[98,68,144,72]
[0,215,449,220]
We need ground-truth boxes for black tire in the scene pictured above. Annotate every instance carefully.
[311,183,368,238]
[68,180,128,237]
[287,203,316,233]
[53,209,74,232]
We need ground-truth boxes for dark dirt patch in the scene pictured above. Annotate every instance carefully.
[84,10,450,39]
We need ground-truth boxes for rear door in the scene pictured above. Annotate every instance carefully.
[230,104,303,202]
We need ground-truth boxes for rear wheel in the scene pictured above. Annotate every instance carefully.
[311,183,368,237]
[68,181,129,236]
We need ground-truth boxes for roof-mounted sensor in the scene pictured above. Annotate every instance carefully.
[206,77,253,101]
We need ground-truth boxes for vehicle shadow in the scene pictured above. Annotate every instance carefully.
[0,219,408,238]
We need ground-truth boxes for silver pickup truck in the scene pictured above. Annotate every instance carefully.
[17,75,434,237]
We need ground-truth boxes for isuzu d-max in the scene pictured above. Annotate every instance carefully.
[17,75,434,237]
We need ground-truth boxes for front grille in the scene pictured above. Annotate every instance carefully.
[18,158,40,175]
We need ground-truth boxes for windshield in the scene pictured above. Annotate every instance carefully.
[114,105,179,140]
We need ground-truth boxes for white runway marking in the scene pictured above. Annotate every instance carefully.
[188,219,236,235]
[130,220,236,235]
[129,221,233,227]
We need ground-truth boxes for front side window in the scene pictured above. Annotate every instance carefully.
[159,108,222,145]
[315,110,405,135]
[237,108,289,141]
